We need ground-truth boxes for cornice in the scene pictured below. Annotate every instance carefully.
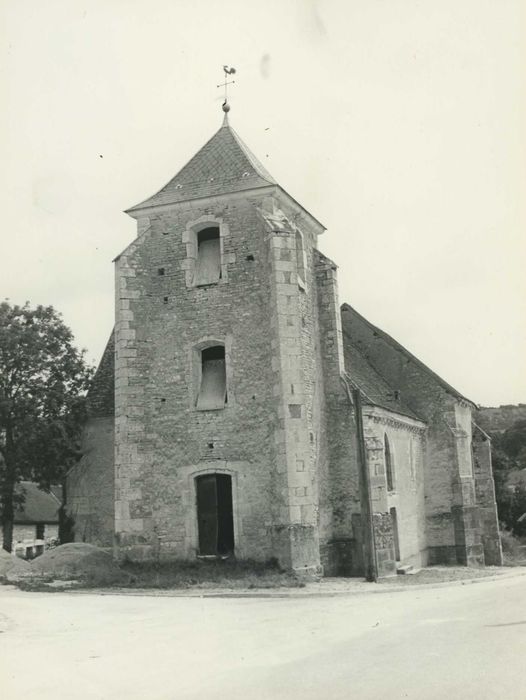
[124,185,326,236]
[363,405,427,435]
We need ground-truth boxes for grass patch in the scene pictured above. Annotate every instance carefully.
[117,558,304,590]
[9,558,305,592]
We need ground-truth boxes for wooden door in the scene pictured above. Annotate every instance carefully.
[196,474,234,556]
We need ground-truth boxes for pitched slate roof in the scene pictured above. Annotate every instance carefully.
[14,482,61,524]
[341,303,476,407]
[126,122,277,213]
[86,331,115,418]
[344,340,421,420]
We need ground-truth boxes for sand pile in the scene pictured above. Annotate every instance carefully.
[5,558,33,582]
[29,543,125,582]
[0,549,31,578]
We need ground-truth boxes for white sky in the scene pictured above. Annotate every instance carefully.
[2,0,525,406]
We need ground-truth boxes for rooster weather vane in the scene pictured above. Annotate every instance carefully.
[218,65,236,113]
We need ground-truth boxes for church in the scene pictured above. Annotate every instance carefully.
[66,101,502,577]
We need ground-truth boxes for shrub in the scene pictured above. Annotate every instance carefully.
[500,528,526,565]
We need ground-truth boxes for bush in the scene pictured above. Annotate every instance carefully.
[500,528,526,565]
[490,421,526,534]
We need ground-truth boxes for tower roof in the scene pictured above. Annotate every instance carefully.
[126,122,278,214]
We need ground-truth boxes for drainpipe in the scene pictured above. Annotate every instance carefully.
[352,388,378,582]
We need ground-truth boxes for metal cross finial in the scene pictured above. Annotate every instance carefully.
[218,65,236,114]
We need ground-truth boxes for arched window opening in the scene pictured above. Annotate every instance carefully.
[384,434,395,492]
[195,226,221,286]
[196,344,227,410]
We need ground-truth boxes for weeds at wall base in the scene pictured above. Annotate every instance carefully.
[500,529,526,567]
[2,558,306,592]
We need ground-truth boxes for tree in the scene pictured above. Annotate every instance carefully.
[490,419,526,535]
[0,302,93,551]
[498,420,526,469]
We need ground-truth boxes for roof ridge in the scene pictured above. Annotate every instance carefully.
[227,126,276,185]
[341,303,476,407]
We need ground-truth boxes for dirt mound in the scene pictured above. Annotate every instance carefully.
[30,543,124,582]
[4,558,33,582]
[0,550,31,577]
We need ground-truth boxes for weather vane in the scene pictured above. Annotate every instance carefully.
[218,65,236,114]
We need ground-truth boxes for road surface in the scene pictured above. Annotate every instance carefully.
[1,574,525,699]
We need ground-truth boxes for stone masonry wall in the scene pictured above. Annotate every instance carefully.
[261,202,322,574]
[115,197,277,560]
[66,332,115,547]
[12,523,58,544]
[363,408,427,572]
[66,417,115,547]
[341,306,491,566]
[114,192,327,569]
[12,524,59,559]
[314,253,358,575]
[472,426,503,565]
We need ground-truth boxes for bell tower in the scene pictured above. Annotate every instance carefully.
[113,100,334,575]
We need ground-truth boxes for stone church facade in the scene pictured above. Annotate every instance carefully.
[66,111,502,576]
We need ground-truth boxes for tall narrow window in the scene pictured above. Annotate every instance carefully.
[295,230,305,284]
[196,345,227,409]
[195,227,221,286]
[409,438,416,482]
[390,507,401,561]
[385,434,395,492]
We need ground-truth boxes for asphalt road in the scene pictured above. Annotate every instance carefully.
[1,574,525,699]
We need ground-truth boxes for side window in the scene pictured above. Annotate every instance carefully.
[195,227,221,286]
[295,230,306,286]
[409,438,416,482]
[384,434,395,492]
[196,345,227,410]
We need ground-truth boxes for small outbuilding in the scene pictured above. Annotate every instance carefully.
[12,482,62,559]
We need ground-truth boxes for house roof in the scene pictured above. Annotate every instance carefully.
[14,482,62,524]
[126,121,277,213]
[341,303,476,408]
